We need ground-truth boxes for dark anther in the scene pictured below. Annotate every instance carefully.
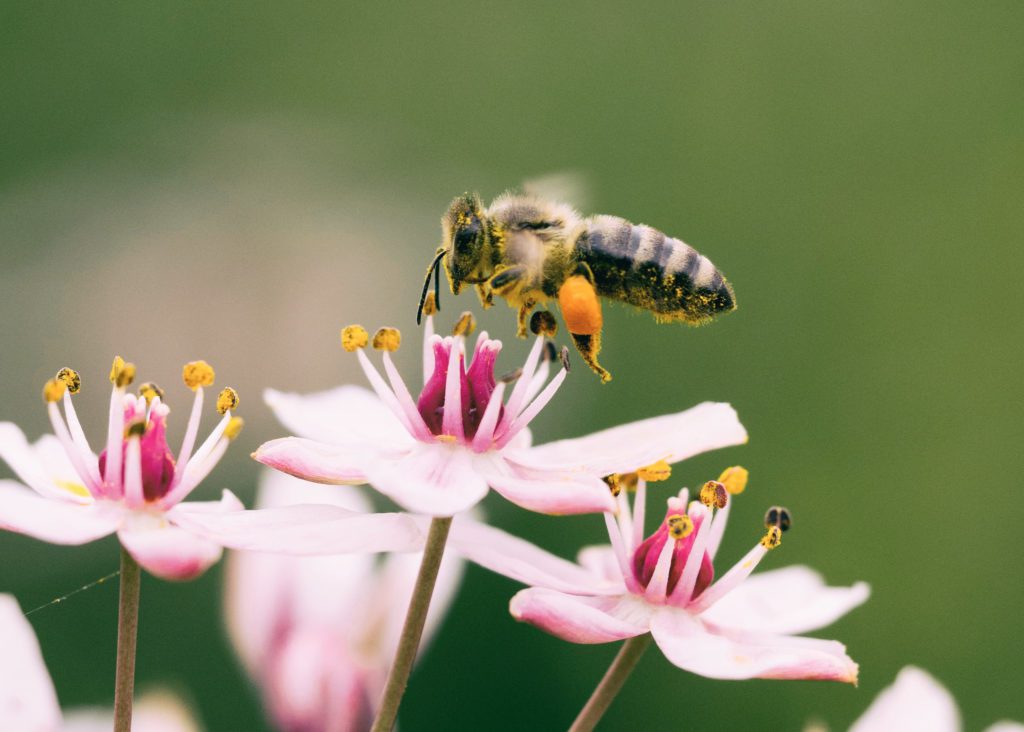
[764,506,792,533]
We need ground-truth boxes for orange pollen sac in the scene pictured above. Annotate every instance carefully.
[558,275,603,336]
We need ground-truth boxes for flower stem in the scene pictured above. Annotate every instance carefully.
[569,633,653,732]
[371,516,453,732]
[113,547,141,732]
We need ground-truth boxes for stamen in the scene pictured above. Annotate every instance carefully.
[543,340,558,363]
[341,325,369,352]
[670,504,713,605]
[372,327,402,352]
[440,337,465,440]
[123,436,144,508]
[499,336,546,432]
[559,346,571,372]
[764,505,792,533]
[667,514,694,539]
[56,367,81,394]
[138,382,165,403]
[637,460,671,482]
[42,379,66,403]
[760,526,783,549]
[498,367,523,384]
[470,382,507,452]
[61,390,101,488]
[718,466,749,494]
[380,351,433,441]
[182,360,215,390]
[108,357,136,388]
[699,480,729,510]
[644,535,677,602]
[452,311,476,337]
[604,474,622,497]
[216,387,239,415]
[125,419,147,438]
[529,310,558,337]
[604,512,639,593]
[632,479,647,552]
[224,417,245,441]
[421,291,438,317]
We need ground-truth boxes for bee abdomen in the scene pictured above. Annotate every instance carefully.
[577,216,735,323]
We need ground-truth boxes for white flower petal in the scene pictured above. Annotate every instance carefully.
[365,443,489,517]
[0,594,62,731]
[118,514,225,581]
[483,469,615,515]
[264,385,412,446]
[850,666,960,732]
[0,480,120,545]
[510,588,650,644]
[0,423,88,502]
[253,436,404,486]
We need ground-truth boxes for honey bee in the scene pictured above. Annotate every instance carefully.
[417,192,736,382]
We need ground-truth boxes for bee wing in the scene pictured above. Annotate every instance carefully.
[521,172,590,210]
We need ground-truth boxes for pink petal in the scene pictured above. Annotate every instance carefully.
[253,436,402,486]
[0,423,89,503]
[577,546,624,584]
[364,444,489,517]
[0,480,121,545]
[448,518,622,595]
[698,566,870,635]
[264,385,411,447]
[649,608,859,683]
[483,468,615,515]
[118,515,225,581]
[0,594,62,731]
[850,666,960,732]
[169,491,426,555]
[510,587,650,644]
[523,402,747,476]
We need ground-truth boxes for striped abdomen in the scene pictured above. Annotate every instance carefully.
[575,215,735,323]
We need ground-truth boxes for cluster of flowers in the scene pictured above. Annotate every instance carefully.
[0,305,1018,730]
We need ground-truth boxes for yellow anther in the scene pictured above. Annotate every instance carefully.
[452,311,476,337]
[667,514,694,540]
[183,360,215,390]
[224,416,245,441]
[422,291,438,317]
[604,474,622,497]
[718,466,749,495]
[125,420,147,438]
[56,367,81,394]
[138,382,165,403]
[530,310,558,337]
[700,480,729,510]
[761,526,782,550]
[109,356,136,388]
[42,378,66,403]
[217,387,239,414]
[372,327,402,352]
[637,460,672,482]
[341,325,369,352]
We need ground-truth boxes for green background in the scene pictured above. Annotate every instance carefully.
[2,2,1022,729]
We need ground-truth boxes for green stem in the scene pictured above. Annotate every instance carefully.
[370,516,453,732]
[569,633,653,732]
[113,547,141,732]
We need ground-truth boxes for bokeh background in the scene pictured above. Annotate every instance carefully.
[2,2,1023,729]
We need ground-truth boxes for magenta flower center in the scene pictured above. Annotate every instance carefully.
[632,508,714,598]
[416,338,501,440]
[98,403,176,501]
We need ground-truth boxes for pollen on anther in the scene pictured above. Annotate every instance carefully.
[56,367,81,394]
[183,360,215,390]
[217,387,239,414]
[125,420,147,438]
[760,526,782,549]
[341,325,369,352]
[224,416,245,441]
[138,382,165,403]
[372,327,402,352]
[559,346,571,372]
[530,310,558,338]
[637,460,671,482]
[42,378,66,403]
[667,514,694,540]
[110,356,137,388]
[452,311,476,337]
[422,291,438,317]
[604,474,622,496]
[718,466,749,495]
[700,480,729,510]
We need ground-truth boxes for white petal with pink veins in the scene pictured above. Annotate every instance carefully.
[576,545,625,585]
[449,518,623,595]
[0,594,62,731]
[850,666,960,732]
[264,385,411,447]
[482,468,615,515]
[365,442,489,517]
[0,423,91,503]
[253,436,403,486]
[522,402,747,476]
[649,608,859,682]
[698,565,870,635]
[0,480,121,545]
[510,588,650,644]
[118,513,225,581]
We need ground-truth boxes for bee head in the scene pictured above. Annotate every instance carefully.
[442,193,489,294]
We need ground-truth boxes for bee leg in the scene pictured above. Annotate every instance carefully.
[558,274,612,382]
[488,265,526,292]
[516,301,535,338]
[474,283,494,309]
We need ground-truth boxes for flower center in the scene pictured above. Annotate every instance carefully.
[98,400,176,502]
[632,500,717,599]
[416,334,502,441]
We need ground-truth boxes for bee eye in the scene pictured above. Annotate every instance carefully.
[454,219,481,251]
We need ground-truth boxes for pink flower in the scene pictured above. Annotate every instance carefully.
[0,593,199,731]
[0,360,423,580]
[453,469,869,683]
[254,315,748,517]
[844,666,1022,732]
[226,469,463,732]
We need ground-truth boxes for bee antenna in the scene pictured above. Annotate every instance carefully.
[417,249,446,325]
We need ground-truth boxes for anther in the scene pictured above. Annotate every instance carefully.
[422,291,438,317]
[764,506,792,533]
[718,466,749,495]
[667,514,694,540]
[56,367,81,394]
[216,387,239,415]
[559,346,571,372]
[109,356,137,388]
[498,367,523,384]
[452,311,476,337]
[700,480,729,510]
[125,420,147,438]
[637,460,671,482]
[224,416,245,441]
[138,382,165,403]
[760,526,782,550]
[542,341,558,363]
[42,378,66,403]
[530,310,558,338]
[341,325,369,352]
[372,327,402,352]
[182,360,215,390]
[604,474,622,497]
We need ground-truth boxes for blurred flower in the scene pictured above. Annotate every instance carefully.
[0,359,423,580]
[837,666,1023,732]
[226,469,463,732]
[0,593,200,731]
[456,469,869,682]
[255,310,747,517]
